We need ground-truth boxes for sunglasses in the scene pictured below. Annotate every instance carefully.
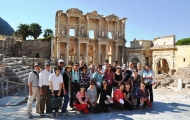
[83,68,87,69]
[55,69,60,70]
[103,83,107,84]
[59,62,64,64]
[90,84,95,85]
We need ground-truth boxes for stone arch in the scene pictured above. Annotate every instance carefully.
[130,56,140,68]
[155,57,171,74]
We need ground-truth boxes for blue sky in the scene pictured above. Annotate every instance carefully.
[0,0,190,46]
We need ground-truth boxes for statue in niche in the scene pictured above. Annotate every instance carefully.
[119,32,121,38]
[62,28,65,35]
[81,28,84,36]
[102,31,104,37]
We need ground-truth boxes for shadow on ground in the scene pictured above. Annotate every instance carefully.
[1,101,190,120]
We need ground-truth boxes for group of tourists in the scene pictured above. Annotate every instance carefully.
[26,59,154,118]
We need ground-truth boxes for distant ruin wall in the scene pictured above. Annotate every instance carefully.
[22,40,51,59]
[0,54,6,75]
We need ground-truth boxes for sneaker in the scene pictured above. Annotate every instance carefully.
[40,113,45,117]
[63,110,71,115]
[76,111,81,115]
[50,113,54,118]
[27,114,33,118]
[55,112,59,117]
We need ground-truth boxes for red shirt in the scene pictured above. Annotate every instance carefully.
[113,89,124,102]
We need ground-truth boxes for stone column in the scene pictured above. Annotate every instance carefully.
[115,44,118,61]
[98,44,101,64]
[78,42,80,61]
[122,46,125,64]
[86,43,89,66]
[105,44,108,59]
[57,41,60,60]
[87,17,89,37]
[67,16,70,36]
[99,19,101,37]
[107,20,109,38]
[66,42,69,64]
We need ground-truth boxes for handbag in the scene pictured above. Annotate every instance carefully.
[51,97,62,108]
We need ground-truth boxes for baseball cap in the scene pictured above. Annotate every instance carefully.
[45,61,50,66]
[58,59,64,63]
[34,62,40,66]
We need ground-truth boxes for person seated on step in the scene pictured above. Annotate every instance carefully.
[99,80,113,113]
[136,82,152,109]
[74,85,89,114]
[113,82,125,110]
[87,80,102,114]
[123,82,134,110]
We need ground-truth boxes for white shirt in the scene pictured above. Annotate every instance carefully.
[143,70,154,82]
[39,69,51,87]
[101,65,106,73]
[89,70,95,80]
[49,73,63,90]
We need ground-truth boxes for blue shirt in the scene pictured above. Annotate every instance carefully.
[71,70,79,83]
[143,70,154,82]
[93,72,103,86]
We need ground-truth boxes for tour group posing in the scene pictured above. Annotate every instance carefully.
[26,59,154,118]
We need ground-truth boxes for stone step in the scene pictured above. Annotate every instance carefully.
[5,70,32,76]
[18,77,28,83]
[7,73,30,81]
[0,76,7,82]
[6,65,23,71]
[6,62,22,66]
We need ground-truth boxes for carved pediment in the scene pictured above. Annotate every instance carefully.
[105,14,119,21]
[86,10,102,18]
[66,8,83,14]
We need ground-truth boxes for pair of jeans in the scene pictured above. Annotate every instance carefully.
[62,90,69,113]
[146,84,153,102]
[70,83,79,107]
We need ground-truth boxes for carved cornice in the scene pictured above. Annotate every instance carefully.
[86,10,102,19]
[66,8,83,14]
[105,14,119,21]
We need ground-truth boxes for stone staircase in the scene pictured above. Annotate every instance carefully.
[0,57,33,98]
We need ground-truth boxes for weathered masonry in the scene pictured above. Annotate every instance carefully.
[51,8,127,65]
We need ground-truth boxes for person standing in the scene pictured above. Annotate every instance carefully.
[62,65,72,115]
[89,65,96,80]
[103,64,114,94]
[79,65,90,90]
[39,62,51,117]
[142,65,154,102]
[92,65,103,100]
[70,62,80,108]
[112,61,118,73]
[113,66,124,92]
[137,62,143,76]
[26,62,41,118]
[102,59,109,73]
[49,66,65,118]
[58,59,65,75]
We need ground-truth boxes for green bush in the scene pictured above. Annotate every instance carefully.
[176,38,190,45]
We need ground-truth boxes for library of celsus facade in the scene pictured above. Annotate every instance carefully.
[51,8,127,65]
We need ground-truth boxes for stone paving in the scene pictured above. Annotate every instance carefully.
[0,89,190,120]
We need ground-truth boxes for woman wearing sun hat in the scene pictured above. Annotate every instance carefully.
[61,64,72,115]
